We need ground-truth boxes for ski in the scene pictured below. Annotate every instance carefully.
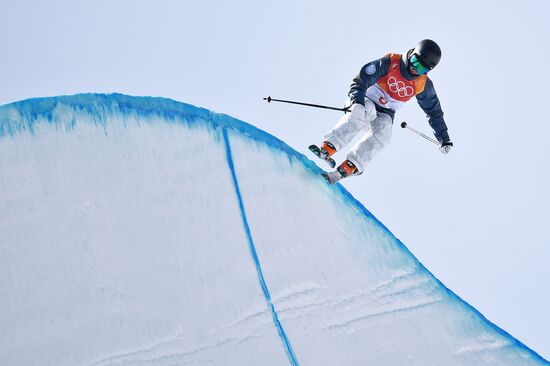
[321,171,343,185]
[308,144,336,168]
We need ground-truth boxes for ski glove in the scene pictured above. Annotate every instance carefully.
[439,141,453,154]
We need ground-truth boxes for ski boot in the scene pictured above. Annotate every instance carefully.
[308,141,337,168]
[322,159,358,185]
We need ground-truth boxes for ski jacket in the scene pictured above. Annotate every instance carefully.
[349,53,450,143]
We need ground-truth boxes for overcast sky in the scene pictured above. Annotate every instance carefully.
[1,0,548,359]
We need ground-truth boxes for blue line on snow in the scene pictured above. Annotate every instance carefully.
[222,127,300,366]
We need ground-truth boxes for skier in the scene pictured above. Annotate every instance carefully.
[309,39,453,184]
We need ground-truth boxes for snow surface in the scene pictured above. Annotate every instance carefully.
[0,94,547,366]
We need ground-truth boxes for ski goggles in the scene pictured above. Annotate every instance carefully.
[409,54,430,75]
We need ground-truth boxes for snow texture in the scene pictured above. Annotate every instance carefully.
[0,94,547,366]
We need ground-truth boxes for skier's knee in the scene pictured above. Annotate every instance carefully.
[372,118,393,147]
[375,128,392,148]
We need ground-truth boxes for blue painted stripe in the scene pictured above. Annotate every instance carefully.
[222,127,299,366]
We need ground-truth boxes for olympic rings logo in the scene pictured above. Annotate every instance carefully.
[387,76,414,97]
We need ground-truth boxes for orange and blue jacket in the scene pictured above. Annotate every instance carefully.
[349,53,449,143]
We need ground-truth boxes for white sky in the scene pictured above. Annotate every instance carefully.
[1,0,548,359]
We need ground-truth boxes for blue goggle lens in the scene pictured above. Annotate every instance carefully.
[410,54,429,74]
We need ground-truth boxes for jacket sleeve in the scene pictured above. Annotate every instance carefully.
[348,56,391,106]
[416,78,450,143]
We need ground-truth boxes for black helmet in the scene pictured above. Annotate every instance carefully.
[410,39,441,70]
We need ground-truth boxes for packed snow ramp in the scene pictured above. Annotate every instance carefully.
[0,94,547,366]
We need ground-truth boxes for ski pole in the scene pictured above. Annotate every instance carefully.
[400,122,440,146]
[263,96,351,113]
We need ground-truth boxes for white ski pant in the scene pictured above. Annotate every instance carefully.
[323,98,392,173]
